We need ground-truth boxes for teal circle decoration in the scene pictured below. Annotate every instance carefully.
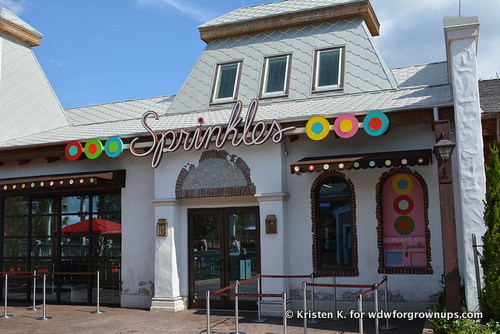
[363,111,389,136]
[311,123,324,134]
[104,137,124,158]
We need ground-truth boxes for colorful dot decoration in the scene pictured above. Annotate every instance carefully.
[65,141,83,161]
[394,216,415,235]
[363,111,389,137]
[353,162,360,168]
[1,177,100,193]
[84,139,103,160]
[392,174,413,195]
[369,161,376,167]
[338,163,345,169]
[305,111,389,142]
[323,164,329,170]
[308,165,315,171]
[104,137,124,158]
[66,137,124,161]
[393,195,414,215]
[306,116,330,141]
[334,113,359,138]
[401,159,408,165]
[385,160,391,166]
[294,166,300,172]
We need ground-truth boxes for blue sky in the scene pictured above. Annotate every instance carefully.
[1,0,499,108]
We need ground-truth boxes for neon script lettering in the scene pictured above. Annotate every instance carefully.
[130,99,296,168]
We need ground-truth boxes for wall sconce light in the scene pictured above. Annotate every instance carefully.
[156,219,167,237]
[433,133,456,178]
[265,215,277,234]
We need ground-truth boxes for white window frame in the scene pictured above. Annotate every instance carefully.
[260,54,292,98]
[312,47,344,93]
[210,61,243,104]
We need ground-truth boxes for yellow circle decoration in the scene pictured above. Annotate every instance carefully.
[340,119,353,132]
[392,174,413,195]
[306,116,330,141]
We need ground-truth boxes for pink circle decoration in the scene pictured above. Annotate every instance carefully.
[334,113,359,138]
[198,116,205,125]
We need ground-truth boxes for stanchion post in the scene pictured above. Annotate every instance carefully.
[1,274,13,318]
[332,276,339,321]
[380,276,396,330]
[233,281,245,334]
[30,270,40,311]
[308,273,319,324]
[206,290,211,334]
[92,270,104,314]
[374,285,379,334]
[252,274,267,323]
[358,294,364,334]
[302,281,307,334]
[37,274,51,320]
[282,292,288,334]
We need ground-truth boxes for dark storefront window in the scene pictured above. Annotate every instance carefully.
[311,171,358,276]
[1,192,121,305]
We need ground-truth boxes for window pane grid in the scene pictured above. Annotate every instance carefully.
[216,64,238,99]
[318,50,340,87]
[265,57,287,93]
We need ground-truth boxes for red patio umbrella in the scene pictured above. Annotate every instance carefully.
[60,218,121,235]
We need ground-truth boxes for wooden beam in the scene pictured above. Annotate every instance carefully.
[0,18,41,47]
[199,0,379,43]
[17,159,31,166]
[46,157,60,164]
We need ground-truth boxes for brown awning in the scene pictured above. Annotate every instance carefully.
[0,170,126,194]
[290,149,432,174]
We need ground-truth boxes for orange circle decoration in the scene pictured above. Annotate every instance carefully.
[393,195,414,215]
[65,141,83,161]
[394,216,415,235]
[392,174,413,194]
[363,111,389,136]
[334,114,359,138]
[306,116,330,141]
[84,139,103,160]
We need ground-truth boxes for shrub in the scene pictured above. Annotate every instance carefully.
[481,146,500,321]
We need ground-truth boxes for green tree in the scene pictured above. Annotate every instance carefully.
[480,146,500,321]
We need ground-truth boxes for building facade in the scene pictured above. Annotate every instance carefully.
[0,0,487,313]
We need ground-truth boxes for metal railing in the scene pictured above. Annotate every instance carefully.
[1,271,105,320]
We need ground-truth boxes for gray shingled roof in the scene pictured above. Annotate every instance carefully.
[479,79,500,114]
[66,95,174,126]
[0,79,453,149]
[391,62,449,88]
[0,7,41,36]
[199,0,361,28]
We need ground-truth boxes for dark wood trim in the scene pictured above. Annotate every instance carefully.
[209,61,243,105]
[312,46,345,94]
[310,171,359,277]
[199,0,379,43]
[188,206,260,310]
[375,167,433,275]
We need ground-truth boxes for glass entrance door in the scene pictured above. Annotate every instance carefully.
[189,207,259,309]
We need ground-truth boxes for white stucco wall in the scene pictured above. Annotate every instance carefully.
[0,152,155,309]
[146,120,445,312]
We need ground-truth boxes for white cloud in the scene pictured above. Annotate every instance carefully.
[372,0,500,79]
[137,0,214,22]
[0,0,30,15]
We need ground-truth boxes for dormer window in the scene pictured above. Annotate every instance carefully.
[312,47,344,93]
[260,54,291,98]
[210,61,242,104]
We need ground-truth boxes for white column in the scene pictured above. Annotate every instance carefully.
[444,16,485,311]
[150,199,186,312]
[255,193,289,316]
